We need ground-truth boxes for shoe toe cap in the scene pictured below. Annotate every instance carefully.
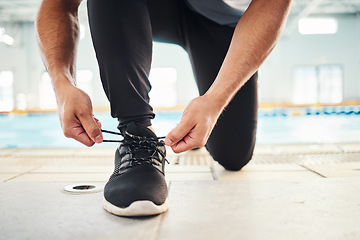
[104,164,168,208]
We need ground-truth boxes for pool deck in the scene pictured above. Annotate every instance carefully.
[1,143,360,239]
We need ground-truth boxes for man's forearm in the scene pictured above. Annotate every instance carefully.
[205,0,292,110]
[36,0,82,89]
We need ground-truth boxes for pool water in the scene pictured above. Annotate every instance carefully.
[1,111,359,148]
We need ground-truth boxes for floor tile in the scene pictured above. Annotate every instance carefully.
[174,148,214,166]
[339,143,360,153]
[158,179,360,240]
[9,173,110,182]
[213,163,320,180]
[0,182,161,240]
[0,157,69,167]
[241,163,306,171]
[72,147,115,157]
[0,157,113,167]
[30,164,211,174]
[253,145,275,155]
[303,162,360,178]
[177,157,213,166]
[0,148,18,158]
[166,165,211,173]
[31,166,113,173]
[0,174,19,182]
[0,166,39,173]
[251,154,306,164]
[214,170,320,181]
[272,144,343,154]
[10,149,78,158]
[300,152,360,164]
[166,172,214,182]
[251,152,360,165]
[1,146,360,239]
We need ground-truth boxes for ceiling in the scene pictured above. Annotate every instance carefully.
[0,0,360,23]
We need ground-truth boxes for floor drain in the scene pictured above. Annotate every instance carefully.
[73,185,95,190]
[64,184,102,194]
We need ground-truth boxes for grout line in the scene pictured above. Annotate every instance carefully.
[152,212,165,240]
[4,166,42,182]
[297,164,311,171]
[300,164,327,178]
[0,149,19,158]
[152,181,172,240]
[210,165,219,181]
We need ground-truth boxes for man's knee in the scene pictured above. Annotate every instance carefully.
[206,142,255,171]
[216,153,253,171]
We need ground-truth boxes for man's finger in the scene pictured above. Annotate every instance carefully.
[78,113,103,143]
[61,112,95,146]
[165,118,194,147]
[170,134,195,153]
[72,128,96,147]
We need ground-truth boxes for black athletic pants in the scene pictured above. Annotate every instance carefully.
[87,0,258,171]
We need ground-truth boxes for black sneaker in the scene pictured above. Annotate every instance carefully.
[103,123,168,217]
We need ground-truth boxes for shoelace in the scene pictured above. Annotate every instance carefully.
[101,129,165,142]
[101,129,169,172]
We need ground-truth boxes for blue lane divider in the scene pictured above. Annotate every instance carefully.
[258,106,360,117]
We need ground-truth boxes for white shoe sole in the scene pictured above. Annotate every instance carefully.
[103,197,169,217]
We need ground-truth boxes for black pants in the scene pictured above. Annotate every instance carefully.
[87,0,257,171]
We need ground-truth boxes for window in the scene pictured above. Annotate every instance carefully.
[318,65,342,103]
[40,72,57,110]
[77,70,93,99]
[0,27,14,46]
[298,18,338,35]
[293,66,318,104]
[293,65,342,104]
[0,71,14,111]
[40,70,93,110]
[149,67,177,108]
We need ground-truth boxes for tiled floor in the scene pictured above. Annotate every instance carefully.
[1,143,360,239]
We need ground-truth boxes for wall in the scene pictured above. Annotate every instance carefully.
[260,14,360,103]
[0,12,359,111]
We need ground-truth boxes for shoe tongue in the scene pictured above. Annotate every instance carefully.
[125,122,157,138]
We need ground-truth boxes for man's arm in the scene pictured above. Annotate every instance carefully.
[36,0,103,146]
[165,0,292,153]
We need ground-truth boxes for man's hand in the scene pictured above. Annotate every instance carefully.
[56,82,103,147]
[165,95,222,153]
[164,0,291,154]
[36,0,99,147]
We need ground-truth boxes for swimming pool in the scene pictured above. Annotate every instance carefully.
[1,110,360,148]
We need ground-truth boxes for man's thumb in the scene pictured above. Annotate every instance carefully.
[79,114,103,143]
[165,120,193,146]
